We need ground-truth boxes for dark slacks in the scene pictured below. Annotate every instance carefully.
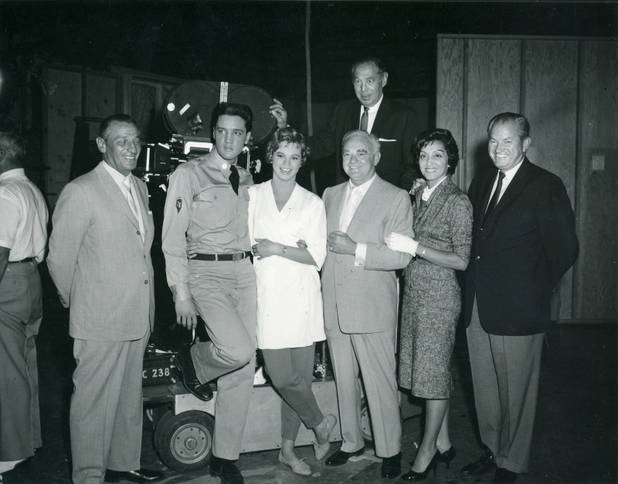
[466,298,544,473]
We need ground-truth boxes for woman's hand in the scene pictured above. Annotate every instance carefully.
[384,232,419,256]
[253,238,284,259]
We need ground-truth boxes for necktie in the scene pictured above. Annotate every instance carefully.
[482,170,505,226]
[124,177,145,242]
[359,106,369,132]
[229,164,239,195]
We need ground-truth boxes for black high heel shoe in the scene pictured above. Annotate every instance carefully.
[436,446,456,468]
[400,451,439,481]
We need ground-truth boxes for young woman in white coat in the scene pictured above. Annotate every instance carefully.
[248,127,336,475]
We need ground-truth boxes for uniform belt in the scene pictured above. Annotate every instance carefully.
[9,257,36,264]
[191,251,252,261]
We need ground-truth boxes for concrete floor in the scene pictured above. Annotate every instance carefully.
[2,273,616,484]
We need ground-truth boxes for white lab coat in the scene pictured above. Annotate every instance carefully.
[248,181,327,349]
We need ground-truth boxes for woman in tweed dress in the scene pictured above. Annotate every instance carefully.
[385,129,472,481]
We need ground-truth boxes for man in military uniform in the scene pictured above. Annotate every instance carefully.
[162,102,256,484]
[0,132,48,480]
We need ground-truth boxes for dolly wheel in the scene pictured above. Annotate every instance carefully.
[154,410,214,472]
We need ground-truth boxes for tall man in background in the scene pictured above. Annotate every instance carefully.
[461,113,578,483]
[0,133,48,480]
[48,114,161,483]
[321,130,413,479]
[270,57,418,191]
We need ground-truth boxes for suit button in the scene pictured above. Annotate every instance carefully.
[476,256,481,260]
[136,230,141,235]
[144,280,149,285]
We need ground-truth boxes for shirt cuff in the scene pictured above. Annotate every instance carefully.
[173,283,192,302]
[354,243,367,267]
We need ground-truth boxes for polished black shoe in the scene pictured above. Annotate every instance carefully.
[460,448,496,478]
[401,451,439,481]
[436,446,456,468]
[381,452,402,479]
[325,447,365,466]
[176,346,213,401]
[210,456,244,484]
[105,468,163,482]
[493,467,518,483]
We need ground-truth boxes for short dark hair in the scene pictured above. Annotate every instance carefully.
[0,131,25,167]
[350,57,388,78]
[414,128,460,175]
[210,102,253,134]
[98,114,138,139]
[266,127,310,166]
[487,112,530,139]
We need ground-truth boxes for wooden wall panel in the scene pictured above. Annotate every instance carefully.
[44,68,82,206]
[465,39,522,185]
[436,37,465,188]
[437,35,618,322]
[85,73,118,118]
[575,41,618,320]
[524,39,578,318]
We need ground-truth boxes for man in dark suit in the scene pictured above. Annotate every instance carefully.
[460,113,578,483]
[48,114,162,483]
[269,57,417,191]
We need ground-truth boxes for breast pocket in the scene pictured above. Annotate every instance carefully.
[192,187,232,230]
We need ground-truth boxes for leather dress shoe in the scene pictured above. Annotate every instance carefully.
[176,346,213,401]
[381,452,401,479]
[210,456,244,484]
[105,468,163,482]
[460,448,496,477]
[325,447,365,466]
[494,467,518,483]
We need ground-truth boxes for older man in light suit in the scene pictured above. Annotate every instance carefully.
[321,130,413,479]
[48,114,162,484]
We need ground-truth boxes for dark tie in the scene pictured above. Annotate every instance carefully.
[359,106,369,132]
[229,164,239,195]
[482,170,505,226]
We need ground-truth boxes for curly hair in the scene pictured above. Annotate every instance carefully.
[266,127,310,166]
[413,128,459,175]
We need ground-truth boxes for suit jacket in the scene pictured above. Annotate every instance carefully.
[321,176,413,334]
[463,159,578,335]
[48,162,155,341]
[310,98,418,190]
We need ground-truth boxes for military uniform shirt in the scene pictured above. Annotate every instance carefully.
[162,159,252,301]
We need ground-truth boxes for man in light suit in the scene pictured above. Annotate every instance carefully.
[461,113,578,483]
[270,57,418,191]
[321,130,413,479]
[47,114,162,484]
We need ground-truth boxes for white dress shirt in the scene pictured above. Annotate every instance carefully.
[339,174,376,266]
[486,159,524,208]
[102,162,144,241]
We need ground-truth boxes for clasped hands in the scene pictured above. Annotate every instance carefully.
[327,231,357,255]
[252,238,307,259]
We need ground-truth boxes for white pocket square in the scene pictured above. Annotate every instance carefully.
[378,138,397,142]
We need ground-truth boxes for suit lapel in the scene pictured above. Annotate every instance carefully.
[347,176,382,236]
[371,98,391,136]
[328,183,348,232]
[414,178,454,231]
[485,159,533,226]
[95,163,139,230]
